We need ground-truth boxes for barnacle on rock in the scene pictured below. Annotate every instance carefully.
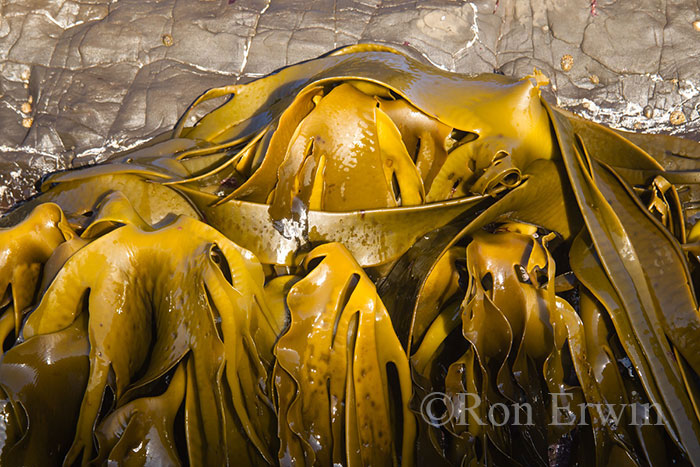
[2,44,700,466]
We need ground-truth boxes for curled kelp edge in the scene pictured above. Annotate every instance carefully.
[1,44,693,467]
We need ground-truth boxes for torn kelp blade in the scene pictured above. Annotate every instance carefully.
[378,157,581,353]
[0,203,74,337]
[546,103,700,463]
[181,45,554,171]
[274,242,415,466]
[175,186,488,267]
[94,363,185,465]
[21,212,281,465]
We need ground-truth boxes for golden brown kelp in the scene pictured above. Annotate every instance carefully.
[1,44,700,466]
[3,199,284,465]
[0,314,89,464]
[274,243,415,466]
[0,203,75,341]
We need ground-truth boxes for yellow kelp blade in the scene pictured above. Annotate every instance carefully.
[0,203,75,336]
[261,82,427,218]
[0,313,89,465]
[35,192,151,293]
[641,175,686,241]
[462,227,553,398]
[426,136,520,201]
[263,275,297,330]
[579,286,672,466]
[377,222,465,351]
[409,246,463,358]
[409,225,641,465]
[94,364,185,466]
[1,173,201,230]
[41,136,201,187]
[39,162,181,188]
[268,83,398,216]
[376,105,425,206]
[178,184,487,267]
[615,129,700,230]
[547,103,700,463]
[274,242,415,466]
[546,294,641,466]
[187,47,554,173]
[458,227,555,462]
[80,191,152,239]
[22,214,279,465]
[560,109,662,173]
[378,157,581,356]
[376,95,453,192]
[232,86,324,203]
[409,226,555,465]
[164,125,269,188]
[616,128,700,169]
[545,234,639,467]
[573,232,693,466]
[563,109,688,242]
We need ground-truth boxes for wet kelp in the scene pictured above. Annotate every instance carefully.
[1,44,700,466]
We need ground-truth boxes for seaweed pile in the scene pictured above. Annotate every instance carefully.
[1,44,700,466]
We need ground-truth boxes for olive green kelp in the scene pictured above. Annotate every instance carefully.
[1,44,700,466]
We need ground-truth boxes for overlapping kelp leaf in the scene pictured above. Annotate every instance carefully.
[0,314,89,465]
[93,363,186,465]
[547,104,700,460]
[410,224,626,465]
[2,44,700,467]
[36,44,553,268]
[0,172,201,231]
[273,242,415,466]
[0,203,75,342]
[6,200,284,466]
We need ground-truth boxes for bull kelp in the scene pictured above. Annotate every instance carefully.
[1,44,700,466]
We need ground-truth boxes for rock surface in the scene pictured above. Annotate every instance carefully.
[1,0,699,210]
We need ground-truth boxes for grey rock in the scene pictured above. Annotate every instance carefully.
[1,0,699,211]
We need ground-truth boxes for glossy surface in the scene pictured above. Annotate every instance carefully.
[1,44,700,466]
[274,243,414,466]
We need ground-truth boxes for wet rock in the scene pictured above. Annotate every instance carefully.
[0,0,698,211]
